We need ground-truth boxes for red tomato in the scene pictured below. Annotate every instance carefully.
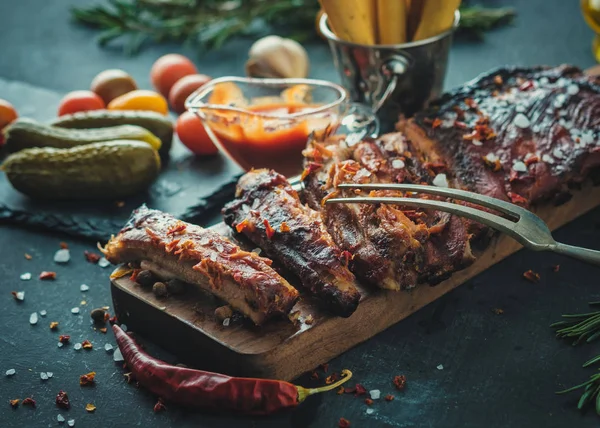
[176,111,218,156]
[150,54,198,98]
[58,91,105,116]
[0,99,18,147]
[168,74,212,114]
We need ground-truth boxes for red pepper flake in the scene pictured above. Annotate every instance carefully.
[9,399,19,408]
[310,371,319,380]
[86,403,96,413]
[24,253,32,260]
[431,118,442,129]
[39,271,56,280]
[49,321,59,330]
[129,268,141,283]
[364,398,374,406]
[336,386,345,395]
[60,242,69,249]
[84,250,101,264]
[452,106,465,120]
[22,397,35,407]
[109,315,118,324]
[153,398,166,413]
[167,223,186,236]
[465,98,478,109]
[340,250,354,266]
[124,372,136,384]
[81,340,93,350]
[300,162,323,181]
[519,81,534,91]
[263,219,275,239]
[279,222,290,233]
[56,391,70,409]
[523,270,540,283]
[344,386,356,394]
[493,308,504,315]
[338,418,350,428]
[79,372,96,386]
[423,117,433,125]
[320,363,329,373]
[99,327,107,334]
[454,120,468,130]
[325,372,339,385]
[553,264,560,272]
[103,312,111,323]
[355,384,367,396]
[494,75,503,86]
[483,157,502,172]
[59,335,70,343]
[393,375,407,390]
[235,218,253,233]
[385,394,395,402]
[508,192,528,205]
[525,155,539,166]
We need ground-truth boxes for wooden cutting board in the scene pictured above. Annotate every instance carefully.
[111,66,600,381]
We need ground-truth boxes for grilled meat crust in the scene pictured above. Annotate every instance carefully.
[103,205,299,325]
[222,169,361,317]
[400,65,600,206]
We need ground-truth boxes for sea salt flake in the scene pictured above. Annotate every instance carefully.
[557,77,569,87]
[391,159,405,169]
[40,372,48,380]
[251,248,262,255]
[121,324,128,332]
[553,148,564,159]
[214,243,224,253]
[30,312,38,325]
[57,342,64,348]
[68,419,75,427]
[74,343,82,351]
[484,153,499,163]
[369,390,381,400]
[14,291,25,301]
[566,84,579,95]
[98,257,110,268]
[20,273,31,281]
[199,236,210,245]
[104,343,114,352]
[57,414,65,423]
[580,131,594,145]
[432,173,449,188]
[532,125,541,133]
[472,139,483,146]
[554,94,567,108]
[515,105,526,113]
[437,364,444,370]
[54,249,70,264]
[512,161,527,172]
[513,113,530,129]
[209,253,217,262]
[79,284,89,292]
[251,198,260,209]
[71,307,80,314]
[539,77,549,85]
[6,369,16,376]
[47,372,53,378]
[223,318,231,327]
[241,204,250,213]
[366,408,375,415]
[354,168,372,180]
[39,310,47,317]
[113,349,124,362]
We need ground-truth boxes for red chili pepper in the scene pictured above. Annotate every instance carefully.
[112,325,352,415]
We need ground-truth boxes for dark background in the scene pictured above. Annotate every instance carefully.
[1,0,600,427]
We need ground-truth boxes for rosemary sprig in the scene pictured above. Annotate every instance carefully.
[70,0,517,56]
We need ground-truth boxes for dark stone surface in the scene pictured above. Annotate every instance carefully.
[1,0,600,427]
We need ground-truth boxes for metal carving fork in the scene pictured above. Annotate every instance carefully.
[325,183,600,267]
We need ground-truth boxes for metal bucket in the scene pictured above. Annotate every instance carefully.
[319,11,460,132]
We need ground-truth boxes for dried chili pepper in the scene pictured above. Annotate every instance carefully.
[523,270,540,283]
[263,219,275,239]
[9,399,19,408]
[354,384,367,396]
[80,372,96,386]
[39,271,56,280]
[385,394,395,401]
[338,418,350,428]
[81,340,93,350]
[393,375,407,390]
[60,242,69,249]
[154,398,167,413]
[22,397,35,407]
[85,403,97,412]
[50,322,59,330]
[112,325,352,414]
[279,222,290,233]
[364,398,374,405]
[84,250,101,264]
[59,335,70,344]
[325,373,339,385]
[336,386,344,395]
[56,391,70,409]
[235,218,254,233]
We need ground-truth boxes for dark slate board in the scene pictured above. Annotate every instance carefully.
[0,78,242,240]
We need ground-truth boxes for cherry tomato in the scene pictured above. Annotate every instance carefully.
[107,90,168,115]
[150,54,198,98]
[0,99,18,147]
[168,74,212,114]
[58,91,105,116]
[176,111,218,156]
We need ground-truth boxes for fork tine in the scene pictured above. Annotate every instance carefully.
[338,183,523,219]
[326,196,525,243]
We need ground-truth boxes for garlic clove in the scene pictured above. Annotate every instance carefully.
[245,35,310,79]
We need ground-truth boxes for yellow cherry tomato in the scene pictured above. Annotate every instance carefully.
[107,89,168,115]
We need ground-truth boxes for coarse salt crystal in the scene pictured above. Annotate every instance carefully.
[369,390,381,400]
[513,113,530,129]
[251,198,259,209]
[209,252,217,262]
[30,312,38,325]
[566,84,579,95]
[68,419,75,427]
[14,291,25,301]
[113,349,124,362]
[472,139,483,146]
[512,161,527,172]
[553,148,564,159]
[437,364,444,370]
[54,249,70,264]
[251,248,262,255]
[121,324,128,332]
[57,342,64,348]
[484,153,499,163]
[354,168,372,180]
[98,257,110,268]
[581,131,595,145]
[40,372,48,380]
[80,284,89,292]
[515,105,526,113]
[39,310,47,317]
[554,94,566,108]
[392,159,405,169]
[432,173,449,188]
[74,343,82,351]
[47,372,53,378]
[223,318,231,327]
[557,77,569,87]
[539,77,549,85]
[20,273,31,281]
[71,307,80,315]
[366,408,375,415]
[199,236,210,245]
[214,243,224,253]
[6,369,16,376]
[57,414,65,423]
[532,125,541,133]
[241,204,250,213]
[104,344,114,352]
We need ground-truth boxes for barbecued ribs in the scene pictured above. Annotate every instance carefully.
[222,169,362,317]
[103,205,299,325]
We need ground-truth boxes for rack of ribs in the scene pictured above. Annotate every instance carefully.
[102,205,299,325]
[222,169,362,317]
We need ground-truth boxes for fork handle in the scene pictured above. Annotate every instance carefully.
[552,243,600,267]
